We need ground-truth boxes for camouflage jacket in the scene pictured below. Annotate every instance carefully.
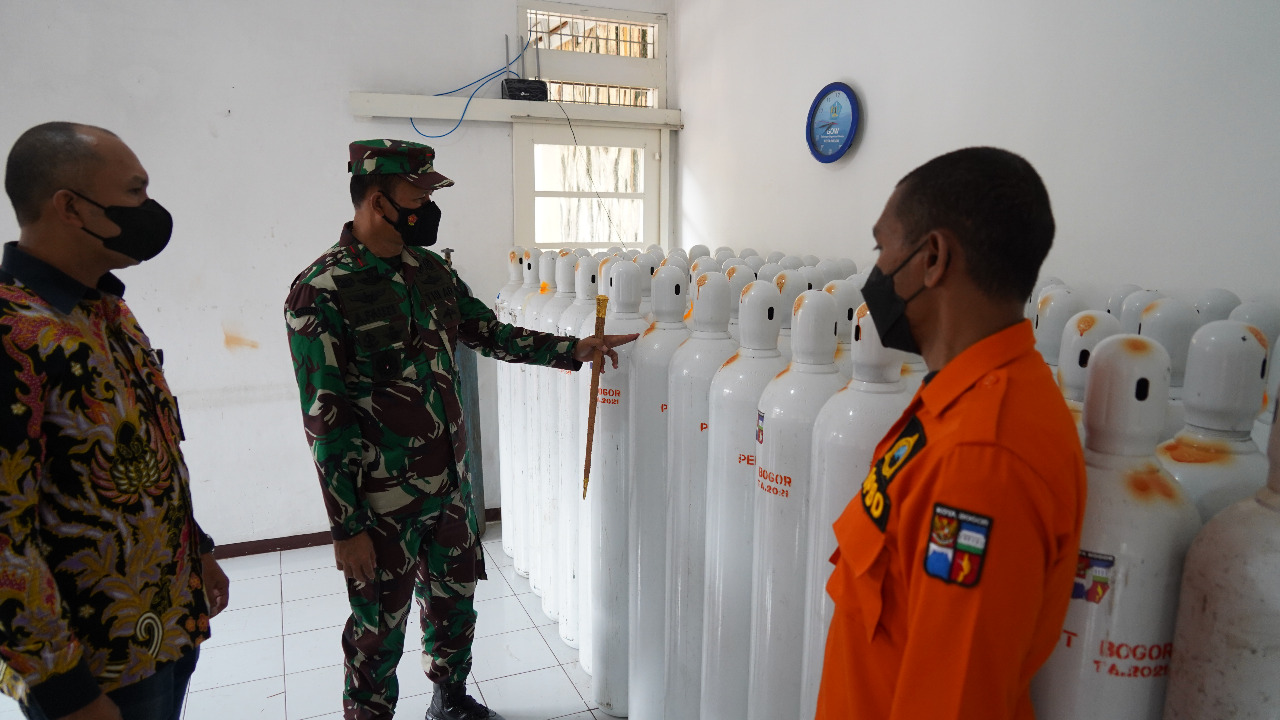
[0,244,211,715]
[284,224,581,540]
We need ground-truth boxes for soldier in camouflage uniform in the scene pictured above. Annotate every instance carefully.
[284,140,633,720]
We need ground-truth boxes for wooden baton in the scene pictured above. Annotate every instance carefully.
[582,294,609,498]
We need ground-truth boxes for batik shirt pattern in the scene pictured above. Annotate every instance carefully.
[284,224,580,540]
[0,249,210,706]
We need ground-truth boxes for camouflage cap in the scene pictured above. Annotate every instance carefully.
[348,139,455,190]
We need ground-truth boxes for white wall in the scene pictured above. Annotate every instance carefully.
[0,0,668,544]
[670,1,1280,309]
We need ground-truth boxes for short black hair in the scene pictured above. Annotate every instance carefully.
[5,122,116,226]
[349,173,403,209]
[895,147,1054,302]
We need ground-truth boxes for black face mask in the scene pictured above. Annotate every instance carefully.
[382,195,442,247]
[861,240,930,355]
[70,190,173,262]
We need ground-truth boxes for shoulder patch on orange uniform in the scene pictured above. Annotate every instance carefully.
[923,503,992,587]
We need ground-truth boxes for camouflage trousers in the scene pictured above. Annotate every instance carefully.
[341,471,486,720]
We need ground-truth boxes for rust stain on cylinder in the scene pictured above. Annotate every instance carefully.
[641,321,658,338]
[1076,314,1097,336]
[793,294,805,314]
[1141,300,1161,319]
[720,352,740,370]
[1038,293,1053,314]
[775,363,792,379]
[1125,464,1179,502]
[509,251,517,262]
[1159,436,1234,465]
[775,274,787,292]
[1246,325,1269,350]
[1122,337,1151,354]
[856,303,869,319]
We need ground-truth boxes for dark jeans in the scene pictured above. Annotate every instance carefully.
[22,650,199,720]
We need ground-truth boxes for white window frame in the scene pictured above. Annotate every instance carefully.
[514,123,661,250]
[512,2,672,251]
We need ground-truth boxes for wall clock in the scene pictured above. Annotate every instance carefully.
[806,82,860,163]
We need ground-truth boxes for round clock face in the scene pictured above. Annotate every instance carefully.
[807,82,860,163]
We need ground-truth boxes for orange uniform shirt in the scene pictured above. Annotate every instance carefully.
[816,320,1086,720]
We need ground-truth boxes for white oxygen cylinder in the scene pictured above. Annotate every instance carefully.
[772,270,807,361]
[714,247,736,264]
[535,253,577,621]
[688,244,711,261]
[662,271,738,720]
[744,256,766,272]
[1231,301,1280,449]
[779,255,805,270]
[815,259,844,287]
[1027,275,1065,319]
[524,251,561,598]
[1057,310,1123,436]
[1156,320,1269,522]
[801,253,821,267]
[646,243,665,259]
[725,264,755,342]
[835,257,858,278]
[589,261,649,717]
[799,266,826,293]
[510,247,544,577]
[555,258,599,650]
[756,262,783,283]
[1106,284,1143,318]
[1193,288,1241,325]
[765,250,786,264]
[738,247,759,258]
[699,281,787,720]
[1031,335,1201,720]
[634,252,659,321]
[579,255,619,673]
[627,267,690,720]
[1120,289,1165,334]
[798,302,910,720]
[824,280,863,380]
[1035,285,1088,365]
[495,247,525,560]
[746,291,845,720]
[1138,297,1200,441]
[1162,396,1280,720]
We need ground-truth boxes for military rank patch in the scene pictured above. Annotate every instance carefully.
[1072,549,1115,604]
[923,503,991,587]
[860,416,926,531]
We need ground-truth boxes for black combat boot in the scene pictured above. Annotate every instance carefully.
[425,679,505,720]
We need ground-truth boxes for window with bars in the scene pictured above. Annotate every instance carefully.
[527,9,655,58]
[520,3,665,110]
[546,81,654,108]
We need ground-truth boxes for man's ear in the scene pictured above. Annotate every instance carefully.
[922,230,956,288]
[49,189,84,228]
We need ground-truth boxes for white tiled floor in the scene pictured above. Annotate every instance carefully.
[0,522,606,720]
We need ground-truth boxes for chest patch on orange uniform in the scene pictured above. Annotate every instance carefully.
[861,416,927,531]
[923,503,992,587]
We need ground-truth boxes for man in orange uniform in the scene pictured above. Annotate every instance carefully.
[816,147,1086,719]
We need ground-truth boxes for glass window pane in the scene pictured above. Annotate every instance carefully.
[535,197,643,246]
[534,144,644,193]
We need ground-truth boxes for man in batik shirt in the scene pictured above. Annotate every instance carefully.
[0,122,229,720]
[284,139,633,720]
